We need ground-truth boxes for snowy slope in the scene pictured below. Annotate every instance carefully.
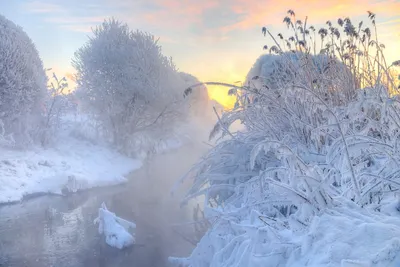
[0,115,142,204]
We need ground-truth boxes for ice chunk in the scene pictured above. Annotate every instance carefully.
[94,202,136,249]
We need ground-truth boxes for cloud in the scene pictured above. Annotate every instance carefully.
[46,16,104,24]
[22,0,400,41]
[59,24,94,33]
[19,0,400,88]
[21,0,110,32]
[109,0,219,29]
[21,0,400,36]
[216,0,400,33]
[47,16,105,32]
[378,17,400,26]
[201,5,245,30]
[96,0,400,48]
[23,0,63,13]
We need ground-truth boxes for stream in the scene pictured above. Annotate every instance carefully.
[0,143,208,267]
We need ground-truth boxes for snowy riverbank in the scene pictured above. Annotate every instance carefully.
[0,125,142,204]
[0,112,207,204]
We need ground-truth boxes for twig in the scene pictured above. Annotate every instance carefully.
[212,106,235,139]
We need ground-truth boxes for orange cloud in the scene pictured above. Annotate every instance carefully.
[220,0,400,32]
[379,18,400,26]
[110,0,400,52]
[24,0,400,40]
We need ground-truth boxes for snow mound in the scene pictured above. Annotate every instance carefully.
[94,202,136,249]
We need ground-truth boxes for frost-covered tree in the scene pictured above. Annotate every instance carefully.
[41,72,70,147]
[73,18,188,154]
[0,14,47,146]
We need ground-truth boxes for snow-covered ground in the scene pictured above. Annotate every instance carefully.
[0,115,142,204]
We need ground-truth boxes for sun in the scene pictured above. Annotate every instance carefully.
[207,85,237,109]
[204,72,245,109]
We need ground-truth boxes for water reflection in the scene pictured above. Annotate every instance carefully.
[0,188,121,267]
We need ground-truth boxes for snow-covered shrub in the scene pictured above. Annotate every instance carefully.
[73,18,189,155]
[260,11,397,93]
[246,52,356,106]
[172,11,400,266]
[0,14,47,147]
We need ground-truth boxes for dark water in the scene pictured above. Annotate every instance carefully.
[0,144,207,267]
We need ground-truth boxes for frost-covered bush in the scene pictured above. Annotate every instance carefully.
[246,52,356,106]
[0,14,47,146]
[259,11,398,93]
[172,11,400,267]
[73,18,189,154]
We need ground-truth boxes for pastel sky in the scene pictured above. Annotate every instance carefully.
[1,0,399,106]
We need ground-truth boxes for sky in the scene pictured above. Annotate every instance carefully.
[0,0,399,107]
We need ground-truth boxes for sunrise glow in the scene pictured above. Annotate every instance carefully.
[1,0,398,107]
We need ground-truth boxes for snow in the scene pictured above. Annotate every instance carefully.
[0,114,142,204]
[170,199,400,267]
[94,202,136,249]
[293,201,400,267]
